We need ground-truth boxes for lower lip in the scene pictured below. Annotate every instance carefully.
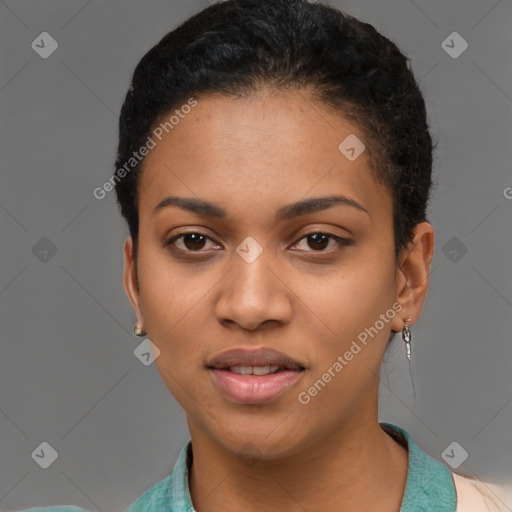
[209,369,304,404]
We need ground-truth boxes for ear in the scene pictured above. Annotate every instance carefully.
[390,222,435,333]
[123,237,143,324]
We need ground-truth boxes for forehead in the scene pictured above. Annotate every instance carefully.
[137,90,391,225]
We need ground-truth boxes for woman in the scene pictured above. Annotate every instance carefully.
[15,0,509,511]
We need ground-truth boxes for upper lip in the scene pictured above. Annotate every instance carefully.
[207,347,305,370]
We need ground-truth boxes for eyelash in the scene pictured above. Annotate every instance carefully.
[163,231,352,256]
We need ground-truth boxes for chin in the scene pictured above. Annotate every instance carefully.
[206,412,312,461]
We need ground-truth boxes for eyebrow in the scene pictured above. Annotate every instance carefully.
[152,194,370,221]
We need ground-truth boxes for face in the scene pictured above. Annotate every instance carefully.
[123,88,426,459]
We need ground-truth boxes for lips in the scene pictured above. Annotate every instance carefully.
[207,347,305,372]
[207,347,305,404]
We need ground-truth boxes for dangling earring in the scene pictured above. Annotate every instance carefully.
[133,321,147,337]
[402,316,412,361]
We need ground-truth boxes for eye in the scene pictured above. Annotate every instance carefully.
[164,232,221,253]
[291,232,351,253]
[164,231,351,255]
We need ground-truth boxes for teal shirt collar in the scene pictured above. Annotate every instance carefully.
[126,422,456,512]
[382,423,456,512]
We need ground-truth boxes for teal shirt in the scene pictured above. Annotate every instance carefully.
[14,422,457,512]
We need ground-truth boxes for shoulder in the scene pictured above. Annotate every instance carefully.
[380,422,511,512]
[7,508,89,512]
[125,442,193,511]
[452,472,512,512]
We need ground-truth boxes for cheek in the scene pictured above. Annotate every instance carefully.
[308,262,394,338]
[136,249,209,365]
[298,262,397,397]
[295,280,392,423]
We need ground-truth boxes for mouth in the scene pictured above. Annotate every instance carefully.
[206,347,305,404]
[222,364,300,375]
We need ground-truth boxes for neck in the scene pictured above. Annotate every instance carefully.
[187,414,408,512]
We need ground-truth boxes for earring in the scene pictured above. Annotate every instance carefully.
[133,321,147,337]
[402,316,412,361]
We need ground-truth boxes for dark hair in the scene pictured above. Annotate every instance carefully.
[114,0,436,264]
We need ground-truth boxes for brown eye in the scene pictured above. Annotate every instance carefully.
[180,233,207,251]
[165,232,219,252]
[164,230,351,257]
[292,232,351,253]
[306,233,329,251]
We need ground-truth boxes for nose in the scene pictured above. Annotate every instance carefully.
[214,249,293,332]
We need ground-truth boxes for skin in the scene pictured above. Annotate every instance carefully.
[123,87,434,512]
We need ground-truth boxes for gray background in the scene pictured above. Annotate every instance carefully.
[1,0,511,510]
